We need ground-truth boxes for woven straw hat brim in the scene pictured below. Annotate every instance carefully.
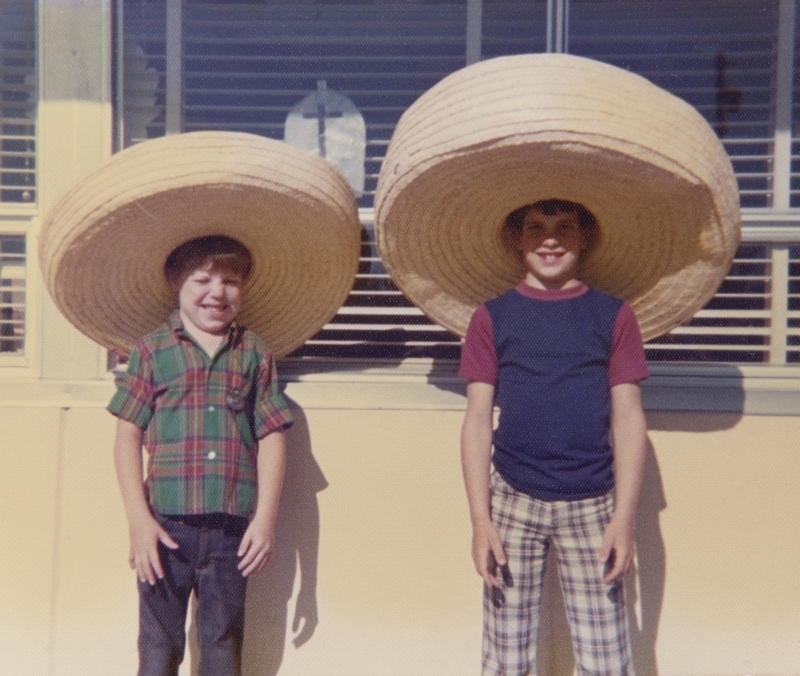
[39,131,361,357]
[374,53,741,342]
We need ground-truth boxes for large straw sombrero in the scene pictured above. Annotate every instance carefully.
[39,131,361,357]
[374,53,741,342]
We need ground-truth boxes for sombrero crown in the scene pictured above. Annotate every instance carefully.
[39,131,361,357]
[374,53,741,342]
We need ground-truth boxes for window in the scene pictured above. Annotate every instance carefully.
[0,234,25,354]
[118,0,800,366]
[569,0,780,209]
[0,0,34,361]
[0,0,36,204]
[567,0,796,365]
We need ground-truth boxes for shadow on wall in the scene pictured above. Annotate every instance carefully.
[537,439,667,676]
[643,364,745,431]
[186,401,327,676]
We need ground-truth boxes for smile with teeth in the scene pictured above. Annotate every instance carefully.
[202,304,228,315]
[537,251,565,263]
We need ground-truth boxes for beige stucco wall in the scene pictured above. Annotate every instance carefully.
[1,395,798,676]
[2,3,796,675]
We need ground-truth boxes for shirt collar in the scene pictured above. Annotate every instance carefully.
[167,309,242,347]
[515,280,589,301]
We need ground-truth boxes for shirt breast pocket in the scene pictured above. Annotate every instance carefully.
[225,372,257,449]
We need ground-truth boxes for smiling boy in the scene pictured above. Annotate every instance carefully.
[36,130,363,676]
[109,235,294,676]
[459,199,649,676]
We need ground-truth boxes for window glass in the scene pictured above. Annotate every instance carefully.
[569,0,780,209]
[482,0,547,58]
[0,234,25,354]
[787,244,800,362]
[0,0,36,204]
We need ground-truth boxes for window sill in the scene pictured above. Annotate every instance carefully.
[278,359,800,416]
[0,361,798,415]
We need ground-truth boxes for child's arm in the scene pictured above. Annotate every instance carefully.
[238,428,286,577]
[600,381,647,584]
[461,381,506,588]
[113,418,178,585]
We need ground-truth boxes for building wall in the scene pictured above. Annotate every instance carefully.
[1,2,798,675]
[1,393,799,676]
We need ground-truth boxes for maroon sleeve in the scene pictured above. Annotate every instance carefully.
[458,304,499,385]
[609,302,649,387]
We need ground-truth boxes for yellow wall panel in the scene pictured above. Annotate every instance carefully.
[1,405,799,675]
[0,408,62,675]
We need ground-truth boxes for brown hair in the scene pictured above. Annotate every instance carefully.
[164,235,252,290]
[504,198,598,254]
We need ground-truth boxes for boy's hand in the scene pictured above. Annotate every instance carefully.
[472,520,508,588]
[598,516,635,584]
[128,514,179,585]
[237,516,275,577]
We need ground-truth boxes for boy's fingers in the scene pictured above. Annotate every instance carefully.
[148,549,166,581]
[482,551,506,589]
[603,561,619,584]
[602,548,632,584]
[238,552,254,574]
[237,537,257,573]
[597,536,611,565]
[137,558,157,586]
[238,547,269,577]
[604,561,626,584]
[491,541,507,568]
[159,529,179,550]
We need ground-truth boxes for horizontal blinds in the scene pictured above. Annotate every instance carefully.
[293,218,463,360]
[121,0,795,365]
[0,0,36,204]
[482,0,547,59]
[122,0,168,142]
[296,226,793,365]
[180,1,466,206]
[0,234,25,354]
[792,6,800,209]
[125,0,467,205]
[786,244,800,361]
[644,244,770,363]
[569,0,780,209]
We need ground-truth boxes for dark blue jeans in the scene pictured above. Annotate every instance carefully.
[137,513,249,676]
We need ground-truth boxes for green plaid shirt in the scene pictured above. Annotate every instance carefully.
[108,310,293,517]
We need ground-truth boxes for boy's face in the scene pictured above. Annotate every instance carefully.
[514,208,586,290]
[177,263,243,338]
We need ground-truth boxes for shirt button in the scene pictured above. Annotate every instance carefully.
[208,405,215,412]
[207,451,217,460]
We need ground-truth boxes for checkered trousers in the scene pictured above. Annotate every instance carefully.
[483,472,633,676]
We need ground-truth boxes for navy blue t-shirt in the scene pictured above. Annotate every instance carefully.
[459,282,648,501]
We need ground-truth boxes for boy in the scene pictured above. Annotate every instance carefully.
[459,199,649,676]
[108,235,294,676]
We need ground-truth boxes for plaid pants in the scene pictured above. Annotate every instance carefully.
[483,472,633,676]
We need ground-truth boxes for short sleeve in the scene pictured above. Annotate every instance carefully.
[252,350,294,439]
[107,345,156,430]
[459,304,499,385]
[608,302,649,387]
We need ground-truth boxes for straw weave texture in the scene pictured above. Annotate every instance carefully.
[374,53,741,341]
[39,131,361,357]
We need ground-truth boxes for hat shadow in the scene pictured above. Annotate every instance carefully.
[185,401,327,676]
